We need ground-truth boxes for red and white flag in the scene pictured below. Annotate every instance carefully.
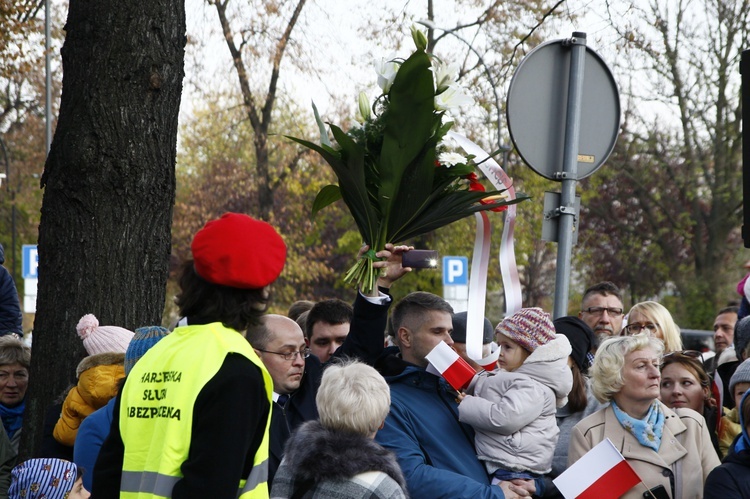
[425,341,476,391]
[553,438,641,499]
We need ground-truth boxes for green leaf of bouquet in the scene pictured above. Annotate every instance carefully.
[311,184,342,218]
[392,190,529,242]
[327,125,380,245]
[285,136,342,167]
[378,49,438,242]
[311,101,331,147]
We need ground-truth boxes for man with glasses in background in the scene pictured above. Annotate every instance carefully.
[578,281,625,344]
[246,243,411,486]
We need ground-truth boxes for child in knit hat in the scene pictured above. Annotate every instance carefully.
[52,314,134,447]
[457,307,573,496]
[9,458,89,498]
[73,325,169,492]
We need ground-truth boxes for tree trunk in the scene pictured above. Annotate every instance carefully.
[22,0,185,457]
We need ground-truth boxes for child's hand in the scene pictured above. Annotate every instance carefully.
[455,391,466,404]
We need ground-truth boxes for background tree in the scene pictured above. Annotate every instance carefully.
[0,0,62,306]
[23,0,186,455]
[578,0,748,326]
[209,0,307,222]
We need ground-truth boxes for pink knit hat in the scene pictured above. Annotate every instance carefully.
[76,314,134,356]
[495,307,556,353]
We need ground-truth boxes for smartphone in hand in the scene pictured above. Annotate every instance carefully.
[401,249,439,269]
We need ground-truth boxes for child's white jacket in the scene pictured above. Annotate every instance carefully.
[459,335,573,475]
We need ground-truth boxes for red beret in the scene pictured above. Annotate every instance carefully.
[191,213,287,289]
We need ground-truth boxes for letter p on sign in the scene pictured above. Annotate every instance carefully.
[442,256,468,286]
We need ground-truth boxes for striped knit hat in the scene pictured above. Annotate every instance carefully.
[496,307,556,353]
[76,314,134,356]
[9,458,79,499]
[124,326,170,375]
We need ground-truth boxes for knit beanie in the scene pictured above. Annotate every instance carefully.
[495,307,556,353]
[9,458,79,499]
[730,358,750,395]
[76,314,134,356]
[735,316,750,362]
[451,311,494,344]
[553,316,595,372]
[124,326,170,375]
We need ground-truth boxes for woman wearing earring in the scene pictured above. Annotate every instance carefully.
[624,301,683,353]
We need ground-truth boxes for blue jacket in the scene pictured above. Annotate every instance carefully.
[375,352,505,499]
[74,397,115,491]
[0,266,21,335]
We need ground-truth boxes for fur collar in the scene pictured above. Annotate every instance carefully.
[282,420,408,494]
[524,334,572,364]
[76,352,125,378]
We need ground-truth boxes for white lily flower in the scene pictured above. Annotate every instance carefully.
[434,84,474,111]
[438,152,466,167]
[373,54,400,93]
[433,61,460,93]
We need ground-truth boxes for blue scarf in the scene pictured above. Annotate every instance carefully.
[0,401,25,439]
[611,400,664,452]
[734,389,750,454]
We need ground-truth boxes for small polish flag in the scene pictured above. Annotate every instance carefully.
[553,438,641,499]
[425,341,476,391]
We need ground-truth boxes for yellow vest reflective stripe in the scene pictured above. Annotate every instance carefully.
[119,323,272,498]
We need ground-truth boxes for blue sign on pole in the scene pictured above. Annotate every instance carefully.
[22,245,38,279]
[442,256,468,286]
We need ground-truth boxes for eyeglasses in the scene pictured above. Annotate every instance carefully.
[624,323,659,334]
[581,306,624,317]
[662,350,704,362]
[256,348,311,361]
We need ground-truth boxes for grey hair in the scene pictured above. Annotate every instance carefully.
[591,333,663,403]
[0,336,30,369]
[316,360,390,436]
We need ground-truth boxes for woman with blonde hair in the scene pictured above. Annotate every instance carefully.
[624,301,683,353]
[569,334,719,499]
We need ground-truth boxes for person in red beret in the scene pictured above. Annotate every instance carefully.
[93,213,285,499]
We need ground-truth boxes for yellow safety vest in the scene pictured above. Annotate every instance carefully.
[119,323,272,498]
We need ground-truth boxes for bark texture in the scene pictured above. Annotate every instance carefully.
[24,0,185,456]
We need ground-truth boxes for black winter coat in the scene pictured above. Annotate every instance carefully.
[704,449,750,499]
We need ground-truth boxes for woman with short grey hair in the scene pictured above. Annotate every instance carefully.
[271,360,407,498]
[569,334,719,499]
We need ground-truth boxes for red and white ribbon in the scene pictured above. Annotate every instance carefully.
[448,132,523,367]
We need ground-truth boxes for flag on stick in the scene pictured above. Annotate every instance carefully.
[425,341,475,391]
[553,438,641,499]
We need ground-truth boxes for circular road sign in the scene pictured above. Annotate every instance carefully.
[507,38,620,181]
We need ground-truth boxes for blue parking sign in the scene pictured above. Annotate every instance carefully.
[442,256,468,286]
[22,245,38,279]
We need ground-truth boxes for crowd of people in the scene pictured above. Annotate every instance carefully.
[0,213,749,498]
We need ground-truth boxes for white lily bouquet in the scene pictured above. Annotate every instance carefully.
[289,27,526,293]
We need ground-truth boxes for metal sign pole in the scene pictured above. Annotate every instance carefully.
[553,32,587,319]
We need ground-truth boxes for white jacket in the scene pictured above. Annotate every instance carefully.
[459,335,573,475]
